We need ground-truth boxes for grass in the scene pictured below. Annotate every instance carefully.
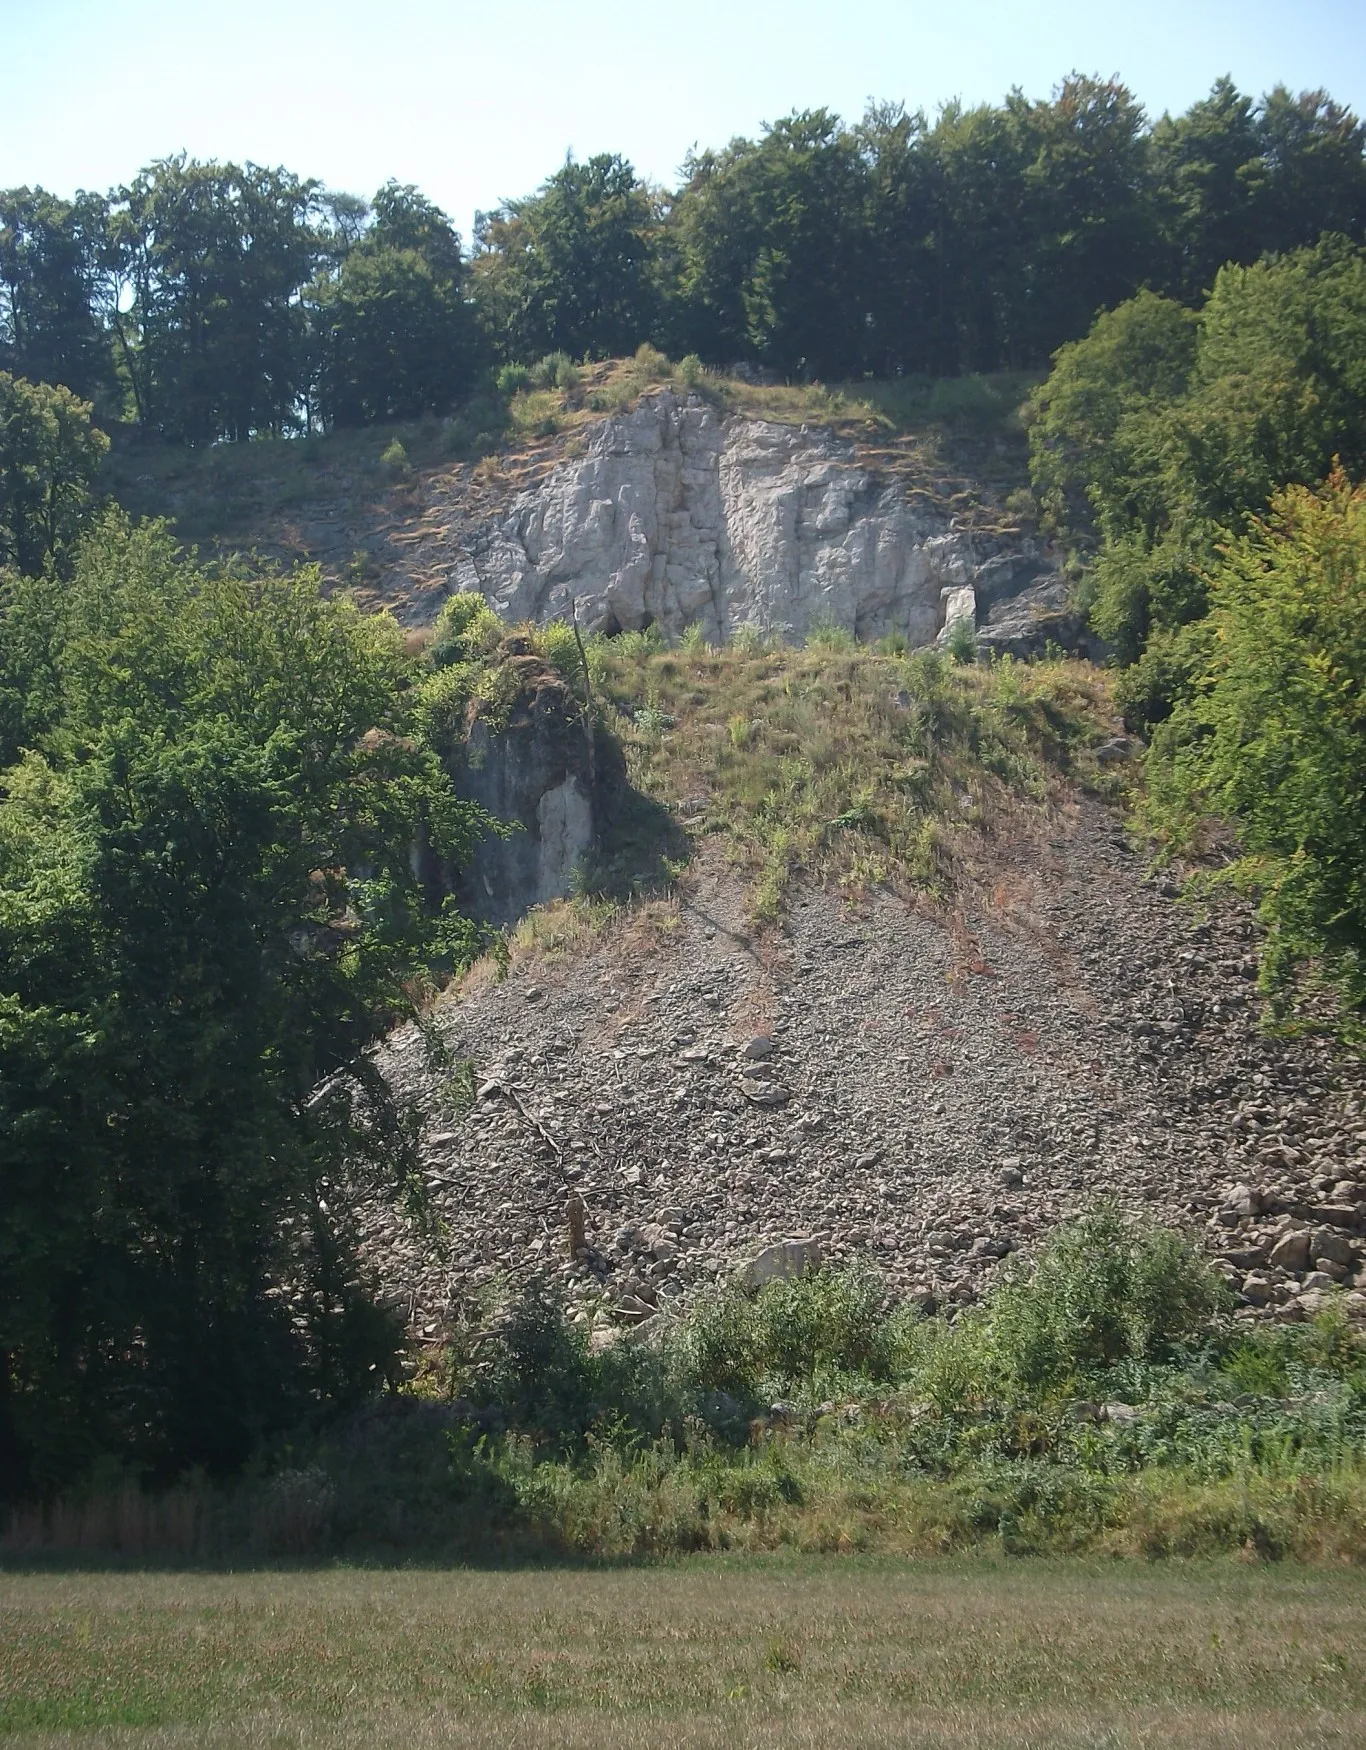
[12,1218,1366,1569]
[1,1561,1363,1746]
[585,638,1119,918]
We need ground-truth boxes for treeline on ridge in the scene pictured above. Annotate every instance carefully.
[3,75,1366,441]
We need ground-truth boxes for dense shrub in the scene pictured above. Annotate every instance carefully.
[1146,471,1366,1021]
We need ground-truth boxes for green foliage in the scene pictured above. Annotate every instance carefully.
[1032,237,1366,736]
[695,1265,896,1396]
[6,76,1366,442]
[528,351,580,391]
[533,619,588,691]
[945,617,979,664]
[804,613,854,652]
[474,155,658,363]
[1027,291,1199,546]
[590,633,1111,919]
[495,361,531,396]
[0,186,114,409]
[313,184,478,427]
[106,156,321,441]
[980,1210,1232,1393]
[428,591,502,669]
[15,1214,1366,1559]
[0,372,108,576]
[1145,472,1366,1020]
[0,514,484,1493]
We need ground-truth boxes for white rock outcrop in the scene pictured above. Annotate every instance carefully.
[469,390,1049,646]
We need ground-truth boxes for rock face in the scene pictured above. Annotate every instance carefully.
[470,390,1056,647]
[439,651,609,926]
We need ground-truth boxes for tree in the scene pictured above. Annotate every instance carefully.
[312,183,478,426]
[473,154,657,362]
[315,247,474,425]
[1011,76,1158,364]
[1026,290,1199,549]
[0,372,109,577]
[853,103,939,376]
[1150,77,1264,300]
[1256,86,1366,257]
[669,113,872,378]
[0,187,114,408]
[0,515,483,1492]
[919,99,1031,372]
[1147,471,1366,1022]
[104,157,322,442]
[1029,239,1366,698]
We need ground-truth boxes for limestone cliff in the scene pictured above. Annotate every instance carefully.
[467,390,1063,648]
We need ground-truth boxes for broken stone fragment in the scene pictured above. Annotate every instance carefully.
[1268,1229,1311,1272]
[738,1237,823,1291]
[741,1077,790,1107]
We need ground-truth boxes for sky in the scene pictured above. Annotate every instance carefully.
[5,0,1365,240]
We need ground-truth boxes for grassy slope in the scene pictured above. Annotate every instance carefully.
[517,632,1121,922]
[2,1562,1362,1747]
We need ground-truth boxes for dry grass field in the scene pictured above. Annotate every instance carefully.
[2,1559,1364,1748]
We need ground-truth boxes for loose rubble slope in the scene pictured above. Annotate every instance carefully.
[370,796,1366,1344]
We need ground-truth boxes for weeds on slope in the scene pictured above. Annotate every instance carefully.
[410,595,1119,929]
[9,1212,1366,1563]
[587,634,1118,919]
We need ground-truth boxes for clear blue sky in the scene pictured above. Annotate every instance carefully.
[4,0,1365,241]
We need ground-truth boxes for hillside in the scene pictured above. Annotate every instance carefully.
[352,637,1366,1355]
[86,361,1366,1361]
[95,370,1366,1353]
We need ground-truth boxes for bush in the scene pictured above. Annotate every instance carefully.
[984,1209,1230,1393]
[379,436,411,476]
[530,351,580,391]
[631,342,672,381]
[534,619,588,691]
[429,591,502,668]
[496,361,532,396]
[945,617,978,664]
[805,614,854,652]
[679,1266,898,1401]
[479,1278,599,1454]
[1145,471,1366,1021]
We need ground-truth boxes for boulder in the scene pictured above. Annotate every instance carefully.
[1310,1227,1356,1268]
[738,1237,823,1292]
[1268,1229,1312,1272]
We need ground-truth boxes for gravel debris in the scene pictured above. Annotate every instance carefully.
[362,795,1366,1340]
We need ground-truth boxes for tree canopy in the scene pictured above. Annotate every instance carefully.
[1029,237,1366,700]
[1,75,1363,438]
[1146,473,1366,1025]
[0,513,483,1493]
[0,371,109,578]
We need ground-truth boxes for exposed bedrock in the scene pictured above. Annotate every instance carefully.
[432,650,619,926]
[469,389,1065,648]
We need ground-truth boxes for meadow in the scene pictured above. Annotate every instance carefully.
[2,1559,1365,1748]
